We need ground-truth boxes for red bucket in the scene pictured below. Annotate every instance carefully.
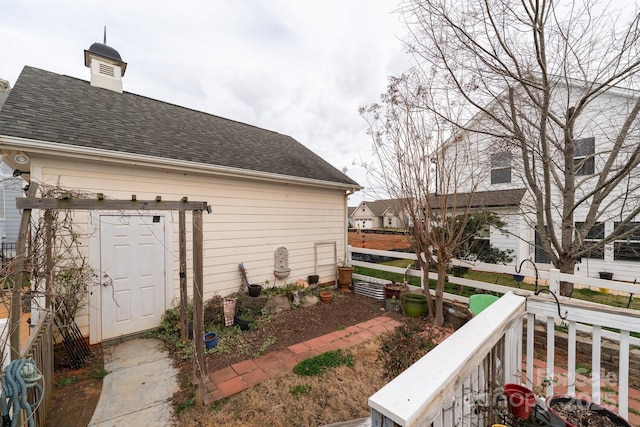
[504,383,536,419]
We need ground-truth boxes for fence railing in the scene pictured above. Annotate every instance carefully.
[19,311,53,427]
[354,246,640,426]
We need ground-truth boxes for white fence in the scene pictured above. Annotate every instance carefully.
[353,246,640,426]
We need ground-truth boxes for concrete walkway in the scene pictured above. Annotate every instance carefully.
[88,338,178,427]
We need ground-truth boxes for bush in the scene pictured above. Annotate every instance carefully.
[378,319,437,379]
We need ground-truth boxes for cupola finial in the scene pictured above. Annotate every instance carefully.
[103,26,107,44]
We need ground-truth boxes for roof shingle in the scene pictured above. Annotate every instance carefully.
[0,66,359,187]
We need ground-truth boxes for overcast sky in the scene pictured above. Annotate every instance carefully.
[0,0,412,205]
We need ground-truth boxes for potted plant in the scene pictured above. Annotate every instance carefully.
[234,311,256,331]
[546,395,631,427]
[337,259,354,289]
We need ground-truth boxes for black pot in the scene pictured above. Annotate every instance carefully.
[234,314,255,331]
[308,274,319,285]
[546,395,631,427]
[248,284,262,297]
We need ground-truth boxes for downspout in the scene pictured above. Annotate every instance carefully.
[344,188,357,263]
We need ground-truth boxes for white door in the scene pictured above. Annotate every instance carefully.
[100,215,166,340]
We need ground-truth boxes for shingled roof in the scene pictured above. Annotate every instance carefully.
[0,66,359,187]
[430,188,526,209]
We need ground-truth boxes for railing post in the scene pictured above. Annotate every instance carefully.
[549,268,560,294]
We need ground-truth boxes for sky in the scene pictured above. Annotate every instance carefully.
[0,0,413,206]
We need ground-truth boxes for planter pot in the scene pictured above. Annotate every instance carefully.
[319,290,334,304]
[385,298,398,312]
[504,383,536,420]
[234,313,255,331]
[403,292,428,318]
[384,282,407,300]
[203,332,218,349]
[546,395,631,427]
[248,284,263,297]
[308,274,320,285]
[337,266,354,288]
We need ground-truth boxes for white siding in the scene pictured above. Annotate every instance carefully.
[35,158,349,337]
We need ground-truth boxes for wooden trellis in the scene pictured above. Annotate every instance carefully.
[12,185,211,405]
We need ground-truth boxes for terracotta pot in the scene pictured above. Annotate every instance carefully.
[337,266,354,288]
[319,290,334,304]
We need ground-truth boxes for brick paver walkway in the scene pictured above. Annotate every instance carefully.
[203,315,402,405]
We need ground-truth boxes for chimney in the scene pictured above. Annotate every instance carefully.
[84,28,127,93]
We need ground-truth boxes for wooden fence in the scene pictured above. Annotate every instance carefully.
[18,311,54,427]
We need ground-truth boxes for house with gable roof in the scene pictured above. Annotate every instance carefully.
[0,39,360,343]
[437,81,640,282]
[350,198,411,229]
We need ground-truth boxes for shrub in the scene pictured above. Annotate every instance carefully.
[378,319,437,379]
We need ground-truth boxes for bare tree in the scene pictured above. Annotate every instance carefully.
[361,72,506,325]
[399,0,640,295]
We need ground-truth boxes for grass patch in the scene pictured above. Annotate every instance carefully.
[293,350,354,377]
[91,367,109,379]
[58,376,79,387]
[289,384,312,398]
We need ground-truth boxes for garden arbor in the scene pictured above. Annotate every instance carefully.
[11,184,211,404]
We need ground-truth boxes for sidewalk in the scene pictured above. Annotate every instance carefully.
[88,338,178,426]
[203,316,402,405]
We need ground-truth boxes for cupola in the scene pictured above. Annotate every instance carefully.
[84,28,127,93]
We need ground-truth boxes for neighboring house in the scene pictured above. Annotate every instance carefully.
[0,40,360,343]
[350,198,410,229]
[0,161,25,253]
[442,83,640,282]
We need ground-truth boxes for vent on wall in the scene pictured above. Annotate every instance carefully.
[99,63,115,77]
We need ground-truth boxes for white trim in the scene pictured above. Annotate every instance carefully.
[0,135,362,192]
[88,210,173,344]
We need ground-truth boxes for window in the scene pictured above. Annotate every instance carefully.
[388,218,392,226]
[491,152,512,184]
[534,227,551,264]
[575,222,604,259]
[614,222,640,261]
[574,137,595,176]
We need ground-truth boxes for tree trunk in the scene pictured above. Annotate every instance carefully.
[556,254,575,297]
[434,262,447,326]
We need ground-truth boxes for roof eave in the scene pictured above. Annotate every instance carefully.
[0,135,362,192]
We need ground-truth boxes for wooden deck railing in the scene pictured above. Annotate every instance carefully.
[354,247,639,426]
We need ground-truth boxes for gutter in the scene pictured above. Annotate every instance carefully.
[0,135,363,192]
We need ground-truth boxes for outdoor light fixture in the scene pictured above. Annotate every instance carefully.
[14,153,29,164]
